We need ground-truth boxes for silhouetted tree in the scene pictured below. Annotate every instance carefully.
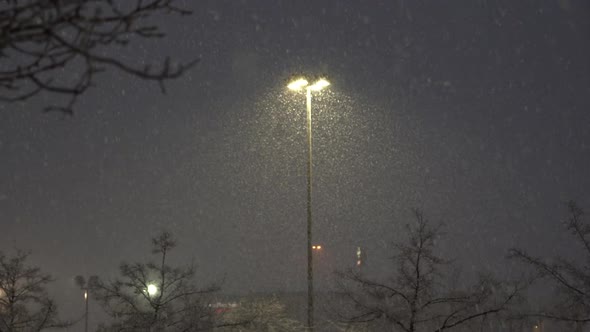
[0,0,197,113]
[509,201,590,328]
[0,250,66,331]
[92,231,221,331]
[336,209,523,332]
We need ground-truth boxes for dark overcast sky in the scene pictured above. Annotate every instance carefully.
[1,0,589,320]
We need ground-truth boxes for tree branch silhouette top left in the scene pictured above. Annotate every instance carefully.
[0,0,198,114]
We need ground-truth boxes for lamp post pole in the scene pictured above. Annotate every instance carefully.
[306,86,314,331]
[75,275,97,332]
[287,78,329,332]
[84,290,89,332]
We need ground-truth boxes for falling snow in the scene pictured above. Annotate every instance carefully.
[1,1,589,331]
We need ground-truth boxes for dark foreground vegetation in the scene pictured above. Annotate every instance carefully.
[1,202,588,331]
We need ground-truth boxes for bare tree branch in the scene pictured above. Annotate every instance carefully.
[336,209,522,332]
[0,250,69,331]
[509,200,590,326]
[0,0,198,114]
[92,230,223,331]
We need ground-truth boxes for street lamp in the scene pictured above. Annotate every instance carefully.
[75,275,97,332]
[147,283,158,297]
[288,77,330,331]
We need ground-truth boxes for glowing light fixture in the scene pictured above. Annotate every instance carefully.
[147,284,158,296]
[288,78,330,92]
[309,78,330,91]
[288,78,309,91]
[357,247,363,267]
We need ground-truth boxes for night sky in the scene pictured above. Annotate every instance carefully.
[1,0,589,321]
